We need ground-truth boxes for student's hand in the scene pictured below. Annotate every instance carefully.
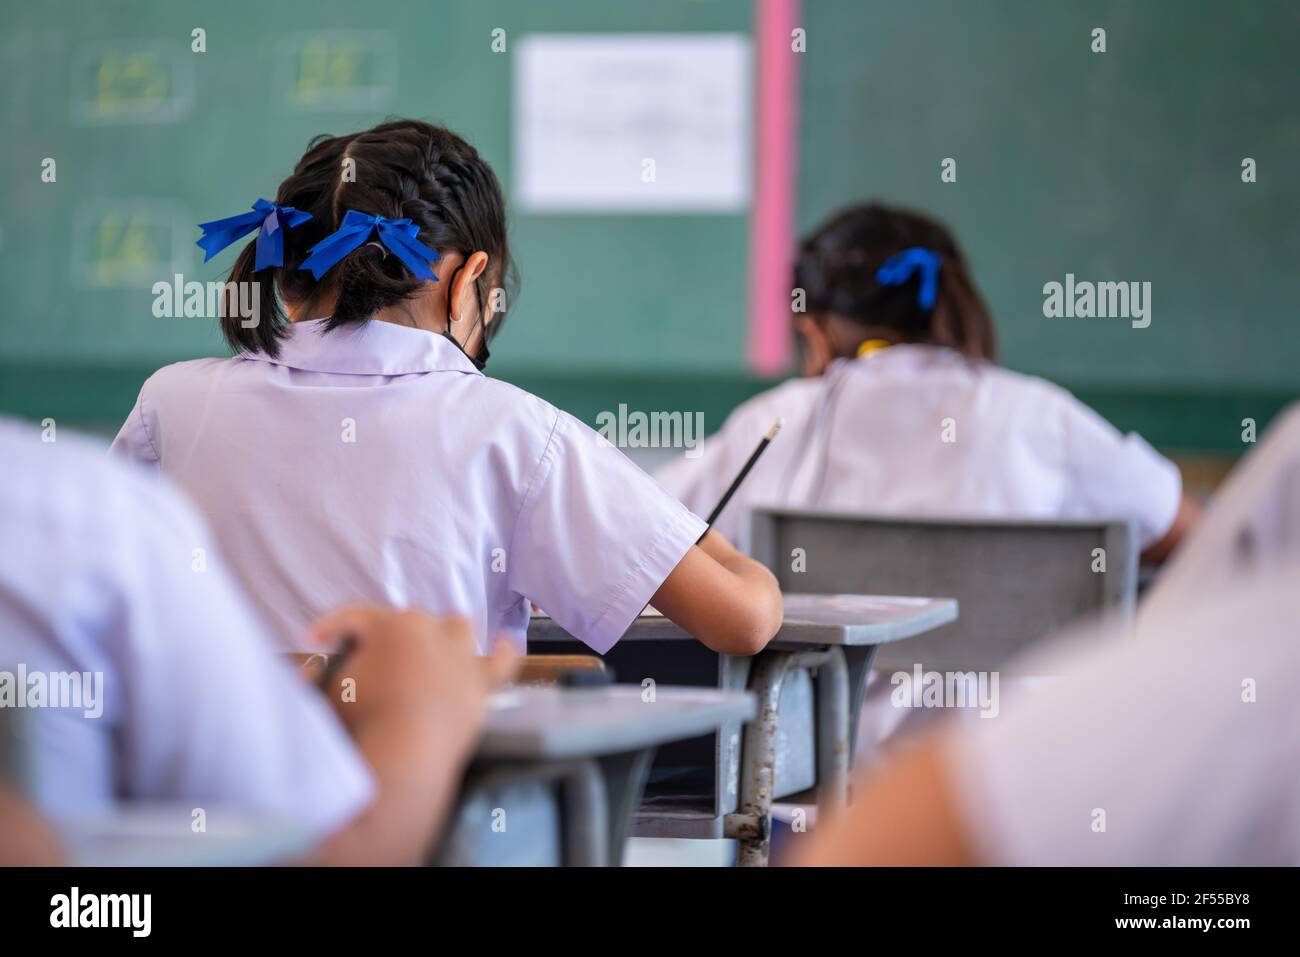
[307,605,518,733]
[301,606,518,867]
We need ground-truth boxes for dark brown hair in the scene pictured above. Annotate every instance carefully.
[793,202,997,361]
[222,119,515,357]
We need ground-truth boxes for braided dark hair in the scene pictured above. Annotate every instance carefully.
[794,202,996,361]
[222,119,515,357]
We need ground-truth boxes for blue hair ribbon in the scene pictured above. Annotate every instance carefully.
[196,199,312,272]
[876,247,941,310]
[299,210,441,282]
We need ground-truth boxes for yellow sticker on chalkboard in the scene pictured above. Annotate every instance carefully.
[71,201,190,289]
[273,31,397,112]
[72,42,193,125]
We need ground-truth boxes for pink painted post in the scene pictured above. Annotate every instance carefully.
[746,0,802,376]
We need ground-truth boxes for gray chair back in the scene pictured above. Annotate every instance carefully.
[748,509,1137,674]
[0,700,32,790]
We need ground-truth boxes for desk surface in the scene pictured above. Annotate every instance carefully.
[64,807,312,867]
[479,686,755,760]
[530,593,958,649]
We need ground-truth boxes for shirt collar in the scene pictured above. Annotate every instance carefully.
[242,318,483,376]
[833,343,966,374]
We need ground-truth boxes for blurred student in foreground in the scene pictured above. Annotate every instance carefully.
[796,405,1300,866]
[0,417,514,865]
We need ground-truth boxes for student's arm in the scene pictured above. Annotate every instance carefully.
[301,608,517,867]
[1139,492,1202,564]
[0,786,63,866]
[651,530,784,656]
[793,737,976,866]
[510,410,783,657]
[1059,392,1197,560]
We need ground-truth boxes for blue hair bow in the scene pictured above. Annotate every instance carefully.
[876,247,941,310]
[196,199,312,272]
[299,210,441,282]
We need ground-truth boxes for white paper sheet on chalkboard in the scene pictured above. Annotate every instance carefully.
[514,34,752,213]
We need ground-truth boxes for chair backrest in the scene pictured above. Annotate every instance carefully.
[748,508,1137,673]
[0,700,32,791]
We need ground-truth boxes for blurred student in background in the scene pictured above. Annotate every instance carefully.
[658,202,1203,751]
[658,202,1200,558]
[0,418,514,865]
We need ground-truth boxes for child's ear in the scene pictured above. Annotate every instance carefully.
[452,251,490,321]
[796,315,833,377]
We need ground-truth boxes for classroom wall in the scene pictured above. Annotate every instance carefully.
[1,0,1296,452]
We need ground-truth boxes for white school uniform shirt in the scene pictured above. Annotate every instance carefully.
[0,418,373,835]
[1138,400,1300,629]
[948,559,1300,865]
[656,345,1181,549]
[110,318,705,653]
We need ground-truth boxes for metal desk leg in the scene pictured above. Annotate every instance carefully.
[561,759,610,867]
[727,652,789,866]
[433,759,610,866]
[841,644,878,765]
[597,748,657,863]
[727,647,839,867]
[814,645,851,816]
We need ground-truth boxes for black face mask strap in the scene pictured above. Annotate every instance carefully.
[444,259,490,371]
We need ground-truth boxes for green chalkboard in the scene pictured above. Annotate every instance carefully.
[1,0,1296,454]
[0,0,754,371]
[800,0,1300,391]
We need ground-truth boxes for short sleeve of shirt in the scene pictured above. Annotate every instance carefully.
[108,387,161,470]
[1059,395,1181,548]
[510,411,707,654]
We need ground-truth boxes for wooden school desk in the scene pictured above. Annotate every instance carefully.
[431,684,755,866]
[529,593,958,866]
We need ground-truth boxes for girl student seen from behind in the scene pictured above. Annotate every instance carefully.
[111,119,782,657]
[658,202,1201,562]
[657,202,1201,753]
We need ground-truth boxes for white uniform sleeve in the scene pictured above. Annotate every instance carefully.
[510,411,707,653]
[108,386,161,471]
[1059,396,1182,549]
[945,563,1300,865]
